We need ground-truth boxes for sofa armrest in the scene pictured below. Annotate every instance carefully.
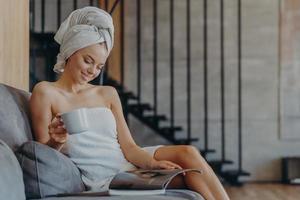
[0,139,26,200]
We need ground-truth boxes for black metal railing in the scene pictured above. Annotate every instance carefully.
[29,0,250,185]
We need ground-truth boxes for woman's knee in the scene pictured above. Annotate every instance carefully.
[175,146,215,178]
[176,145,202,165]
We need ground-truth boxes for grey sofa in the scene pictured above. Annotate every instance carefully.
[0,83,204,200]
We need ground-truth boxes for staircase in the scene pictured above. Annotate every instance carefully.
[29,0,250,186]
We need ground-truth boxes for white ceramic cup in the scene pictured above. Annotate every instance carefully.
[61,108,89,134]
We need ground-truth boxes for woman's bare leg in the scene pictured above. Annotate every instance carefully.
[154,145,230,200]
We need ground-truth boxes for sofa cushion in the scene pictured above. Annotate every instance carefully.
[0,84,32,151]
[15,141,85,199]
[39,190,204,200]
[0,139,26,200]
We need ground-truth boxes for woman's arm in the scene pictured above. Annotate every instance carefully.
[106,86,181,170]
[29,82,67,150]
[106,86,152,169]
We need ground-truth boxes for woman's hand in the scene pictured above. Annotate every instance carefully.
[48,114,68,145]
[150,159,183,170]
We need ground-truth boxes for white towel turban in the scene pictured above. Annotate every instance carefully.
[53,6,114,74]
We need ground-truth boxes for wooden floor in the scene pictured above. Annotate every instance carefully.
[225,183,300,200]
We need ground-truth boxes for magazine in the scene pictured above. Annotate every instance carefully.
[108,168,202,195]
[53,168,201,197]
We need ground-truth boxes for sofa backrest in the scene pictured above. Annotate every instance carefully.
[0,83,32,151]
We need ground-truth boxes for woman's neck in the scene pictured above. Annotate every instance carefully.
[55,72,88,94]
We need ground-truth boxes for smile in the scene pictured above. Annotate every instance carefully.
[81,73,90,81]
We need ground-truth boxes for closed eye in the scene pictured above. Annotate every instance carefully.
[84,59,93,64]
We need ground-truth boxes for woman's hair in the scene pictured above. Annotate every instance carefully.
[53,7,114,74]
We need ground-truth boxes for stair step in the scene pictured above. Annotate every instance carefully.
[154,126,182,139]
[222,169,250,177]
[144,115,167,122]
[175,138,199,145]
[209,159,233,166]
[128,103,152,111]
[208,159,233,173]
[221,170,250,186]
[222,169,250,176]
[160,126,182,134]
[127,111,199,145]
[119,91,137,100]
[200,149,216,157]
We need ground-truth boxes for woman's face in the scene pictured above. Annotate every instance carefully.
[64,43,109,84]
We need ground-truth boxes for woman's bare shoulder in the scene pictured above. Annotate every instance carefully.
[93,85,118,105]
[96,85,118,97]
[31,81,58,97]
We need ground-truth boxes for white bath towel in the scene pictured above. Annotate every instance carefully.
[60,107,162,192]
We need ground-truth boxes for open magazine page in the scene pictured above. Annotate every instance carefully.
[51,169,202,197]
[109,168,202,195]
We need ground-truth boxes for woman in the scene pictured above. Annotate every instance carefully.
[29,7,229,200]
